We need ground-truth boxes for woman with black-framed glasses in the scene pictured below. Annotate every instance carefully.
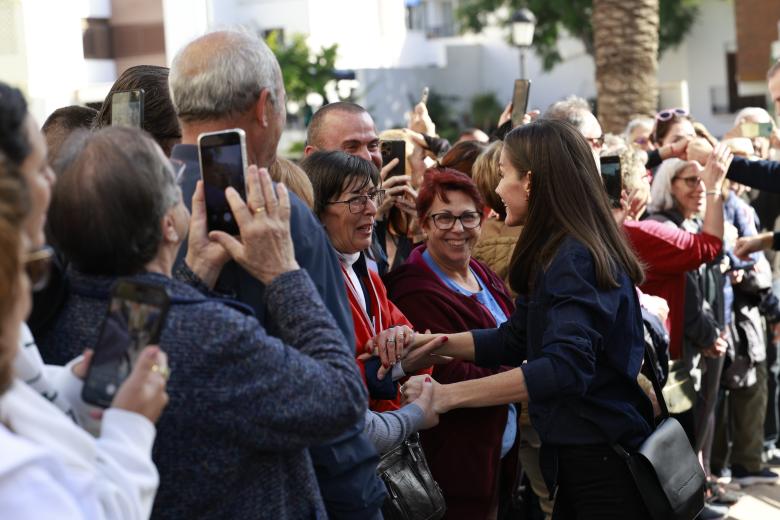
[383,167,520,519]
[300,150,443,431]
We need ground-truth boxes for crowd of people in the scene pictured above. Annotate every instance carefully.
[2,26,780,520]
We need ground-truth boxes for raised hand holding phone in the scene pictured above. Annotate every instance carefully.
[209,165,300,285]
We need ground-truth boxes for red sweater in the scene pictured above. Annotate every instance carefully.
[384,245,517,520]
[623,219,721,359]
[343,259,430,412]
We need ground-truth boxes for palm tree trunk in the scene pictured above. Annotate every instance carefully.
[592,0,660,134]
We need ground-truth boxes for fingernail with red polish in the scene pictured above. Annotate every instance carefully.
[425,377,432,383]
[442,336,449,343]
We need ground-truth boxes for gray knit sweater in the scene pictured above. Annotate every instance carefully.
[37,269,367,520]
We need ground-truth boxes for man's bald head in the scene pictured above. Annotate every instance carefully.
[304,102,382,169]
[169,30,283,123]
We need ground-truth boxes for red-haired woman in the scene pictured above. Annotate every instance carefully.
[384,167,518,519]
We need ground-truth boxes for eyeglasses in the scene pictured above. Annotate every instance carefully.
[24,246,54,292]
[656,108,689,122]
[328,190,385,214]
[428,211,482,230]
[585,135,605,149]
[673,175,703,189]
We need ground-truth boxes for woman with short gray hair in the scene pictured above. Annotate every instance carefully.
[38,126,368,519]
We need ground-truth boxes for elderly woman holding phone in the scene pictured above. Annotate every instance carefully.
[380,119,657,519]
[36,126,369,519]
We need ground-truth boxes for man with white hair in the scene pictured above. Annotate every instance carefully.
[543,95,605,165]
[168,30,386,519]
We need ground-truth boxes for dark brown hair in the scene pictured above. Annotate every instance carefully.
[438,140,487,178]
[504,119,644,295]
[94,65,181,155]
[300,150,379,218]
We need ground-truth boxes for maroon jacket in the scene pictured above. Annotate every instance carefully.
[384,245,517,520]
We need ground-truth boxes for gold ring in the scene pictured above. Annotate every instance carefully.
[255,207,266,214]
[151,364,170,380]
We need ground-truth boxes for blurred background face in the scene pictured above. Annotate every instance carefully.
[422,190,481,269]
[769,71,780,117]
[629,123,654,151]
[660,119,696,147]
[20,115,55,249]
[670,162,705,218]
[320,176,378,254]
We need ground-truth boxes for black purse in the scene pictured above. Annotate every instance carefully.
[612,344,706,520]
[376,433,446,520]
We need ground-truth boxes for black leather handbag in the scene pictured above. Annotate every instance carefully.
[612,344,706,520]
[377,433,446,520]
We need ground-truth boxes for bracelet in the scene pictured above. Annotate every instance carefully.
[705,190,721,197]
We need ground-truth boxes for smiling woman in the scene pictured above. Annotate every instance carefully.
[384,168,519,519]
[301,150,434,413]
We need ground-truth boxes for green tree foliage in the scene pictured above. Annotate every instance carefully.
[265,31,338,103]
[469,92,503,131]
[456,0,700,71]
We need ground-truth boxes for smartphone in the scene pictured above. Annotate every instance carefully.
[82,280,170,408]
[741,122,773,139]
[600,155,623,208]
[198,129,248,235]
[420,86,429,104]
[380,140,406,178]
[511,79,531,129]
[111,89,144,128]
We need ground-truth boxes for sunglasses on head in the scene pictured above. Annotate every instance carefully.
[24,246,54,292]
[655,108,689,122]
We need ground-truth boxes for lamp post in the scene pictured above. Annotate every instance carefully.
[511,8,536,79]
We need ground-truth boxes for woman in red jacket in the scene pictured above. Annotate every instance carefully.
[384,168,518,520]
[300,150,436,412]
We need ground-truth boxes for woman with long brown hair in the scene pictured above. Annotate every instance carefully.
[384,119,656,519]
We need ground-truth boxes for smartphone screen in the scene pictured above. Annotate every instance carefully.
[599,156,622,208]
[198,129,247,235]
[511,79,531,129]
[380,140,406,178]
[82,280,170,408]
[111,90,144,128]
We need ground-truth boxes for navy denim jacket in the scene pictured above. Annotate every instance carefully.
[473,237,653,450]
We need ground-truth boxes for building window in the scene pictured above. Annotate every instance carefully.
[406,1,426,32]
[82,18,112,60]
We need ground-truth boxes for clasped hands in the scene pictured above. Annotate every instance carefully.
[357,328,451,381]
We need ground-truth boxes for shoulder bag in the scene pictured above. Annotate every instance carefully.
[612,343,706,520]
[377,433,446,520]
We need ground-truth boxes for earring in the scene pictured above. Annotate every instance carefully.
[525,172,532,201]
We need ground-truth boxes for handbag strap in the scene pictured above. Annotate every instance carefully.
[641,341,670,421]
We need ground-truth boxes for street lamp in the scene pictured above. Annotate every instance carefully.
[510,8,536,79]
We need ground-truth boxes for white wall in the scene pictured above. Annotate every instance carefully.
[658,0,736,136]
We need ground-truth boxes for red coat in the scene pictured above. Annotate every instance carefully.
[384,245,517,520]
[623,219,721,359]
[343,257,428,412]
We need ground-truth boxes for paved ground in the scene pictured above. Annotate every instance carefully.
[725,463,780,519]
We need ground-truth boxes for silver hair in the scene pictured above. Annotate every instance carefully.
[648,158,693,214]
[622,117,654,142]
[543,95,592,131]
[169,29,282,122]
[733,106,773,126]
